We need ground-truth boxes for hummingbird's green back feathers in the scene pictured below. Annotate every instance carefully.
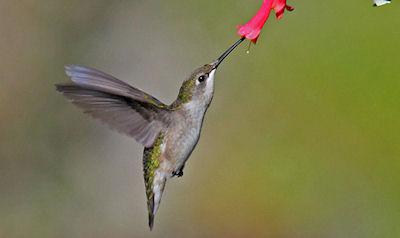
[143,133,166,230]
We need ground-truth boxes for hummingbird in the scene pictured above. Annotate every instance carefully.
[55,38,244,230]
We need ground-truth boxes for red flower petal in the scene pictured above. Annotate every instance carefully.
[237,0,294,43]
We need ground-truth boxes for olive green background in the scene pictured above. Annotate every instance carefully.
[1,1,399,237]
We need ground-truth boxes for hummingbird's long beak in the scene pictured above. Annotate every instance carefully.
[212,37,245,70]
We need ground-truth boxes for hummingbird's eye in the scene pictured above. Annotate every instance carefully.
[197,75,206,83]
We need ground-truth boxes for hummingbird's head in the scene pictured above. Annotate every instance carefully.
[174,38,244,109]
[175,64,216,108]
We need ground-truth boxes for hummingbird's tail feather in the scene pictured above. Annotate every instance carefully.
[148,205,155,230]
[146,174,167,230]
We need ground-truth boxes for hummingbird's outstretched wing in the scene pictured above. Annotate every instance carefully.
[56,65,170,147]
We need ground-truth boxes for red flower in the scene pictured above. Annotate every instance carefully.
[237,0,294,43]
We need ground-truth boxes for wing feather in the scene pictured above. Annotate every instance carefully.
[56,65,171,147]
[64,65,166,108]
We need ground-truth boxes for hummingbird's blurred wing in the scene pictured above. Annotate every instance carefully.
[56,65,171,147]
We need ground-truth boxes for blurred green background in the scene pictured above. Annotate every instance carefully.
[1,1,399,237]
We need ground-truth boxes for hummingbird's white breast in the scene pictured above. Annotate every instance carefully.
[167,103,207,172]
[165,69,216,173]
